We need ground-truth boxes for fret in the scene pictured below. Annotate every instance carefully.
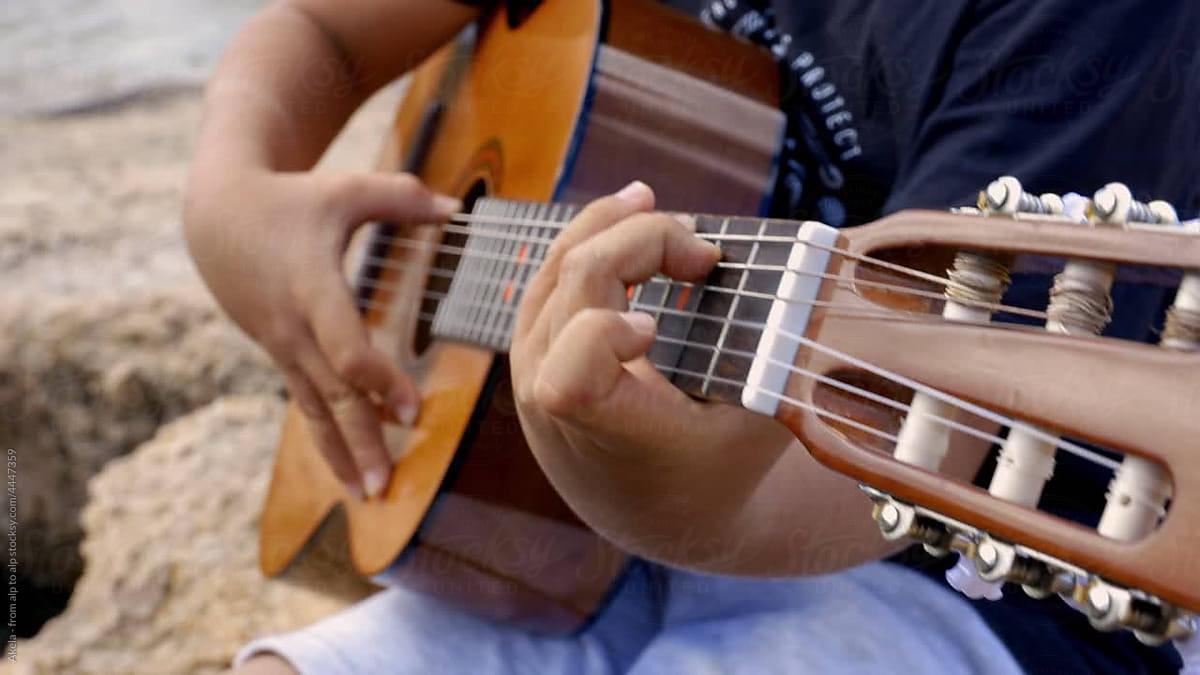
[434,198,496,346]
[493,202,534,348]
[504,203,560,342]
[703,218,765,395]
[676,215,747,400]
[660,215,797,405]
[698,216,733,395]
[475,200,527,348]
[436,204,472,342]
[493,199,525,336]
[434,201,795,396]
[645,269,705,387]
[630,276,647,307]
[480,198,513,345]
[484,200,524,346]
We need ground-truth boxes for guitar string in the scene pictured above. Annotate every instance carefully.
[356,269,1033,334]
[383,217,952,288]
[360,231,1048,320]
[655,363,901,445]
[445,213,959,289]
[356,289,1121,472]
[363,287,905,446]
[357,251,1059,343]
[355,218,1122,470]
[639,303,1122,471]
[649,334,1016,452]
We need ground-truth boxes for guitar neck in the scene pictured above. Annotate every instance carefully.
[429,197,798,407]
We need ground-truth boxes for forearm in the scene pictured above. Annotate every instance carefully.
[556,414,992,578]
[704,432,995,577]
[569,432,893,577]
[191,0,476,184]
[547,409,797,572]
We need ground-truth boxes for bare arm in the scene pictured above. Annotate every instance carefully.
[193,0,477,174]
[184,0,476,499]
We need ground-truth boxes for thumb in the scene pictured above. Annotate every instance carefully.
[532,309,658,420]
[335,172,461,227]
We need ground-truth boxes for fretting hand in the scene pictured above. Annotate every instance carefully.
[510,181,797,567]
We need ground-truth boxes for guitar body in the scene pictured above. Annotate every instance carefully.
[259,0,782,632]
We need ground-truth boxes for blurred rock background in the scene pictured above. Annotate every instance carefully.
[1,1,397,671]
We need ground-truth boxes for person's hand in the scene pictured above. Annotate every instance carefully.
[184,170,459,499]
[510,181,792,560]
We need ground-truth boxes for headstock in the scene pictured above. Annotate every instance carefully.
[753,177,1200,646]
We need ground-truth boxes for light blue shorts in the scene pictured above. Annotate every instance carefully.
[236,561,1021,674]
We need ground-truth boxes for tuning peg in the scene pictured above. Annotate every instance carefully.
[897,177,1021,472]
[1082,581,1133,632]
[1161,216,1200,351]
[1090,182,1167,225]
[945,555,1003,601]
[1060,192,1091,222]
[979,176,1056,215]
[870,498,954,555]
[1080,579,1179,641]
[1148,200,1179,224]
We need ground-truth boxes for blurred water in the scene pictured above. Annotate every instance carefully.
[0,0,265,114]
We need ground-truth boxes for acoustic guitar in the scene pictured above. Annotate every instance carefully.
[259,0,785,633]
[261,0,1200,649]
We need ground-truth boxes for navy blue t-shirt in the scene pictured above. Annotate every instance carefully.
[466,0,1196,671]
[681,3,1191,672]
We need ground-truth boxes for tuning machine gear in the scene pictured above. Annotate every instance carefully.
[862,486,1196,646]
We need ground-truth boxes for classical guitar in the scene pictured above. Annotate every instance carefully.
[260,0,785,632]
[261,0,1200,651]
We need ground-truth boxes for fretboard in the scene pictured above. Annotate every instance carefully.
[431,198,797,405]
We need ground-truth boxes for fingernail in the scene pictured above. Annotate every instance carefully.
[433,194,462,215]
[619,311,657,335]
[346,482,365,501]
[615,180,651,202]
[672,213,697,231]
[363,467,390,499]
[395,403,418,427]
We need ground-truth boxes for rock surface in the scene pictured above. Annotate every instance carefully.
[0,77,401,616]
[0,0,408,650]
[0,286,281,592]
[14,396,372,674]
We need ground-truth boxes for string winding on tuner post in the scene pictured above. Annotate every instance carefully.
[860,177,1199,651]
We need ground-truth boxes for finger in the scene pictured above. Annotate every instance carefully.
[277,361,365,500]
[548,212,719,338]
[331,172,461,231]
[515,180,655,339]
[566,211,719,288]
[294,335,395,499]
[532,309,658,420]
[537,312,728,454]
[305,273,419,425]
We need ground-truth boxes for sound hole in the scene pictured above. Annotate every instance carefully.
[413,179,489,355]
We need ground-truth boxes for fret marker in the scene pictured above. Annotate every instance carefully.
[741,221,840,417]
[674,285,692,311]
[503,243,529,304]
